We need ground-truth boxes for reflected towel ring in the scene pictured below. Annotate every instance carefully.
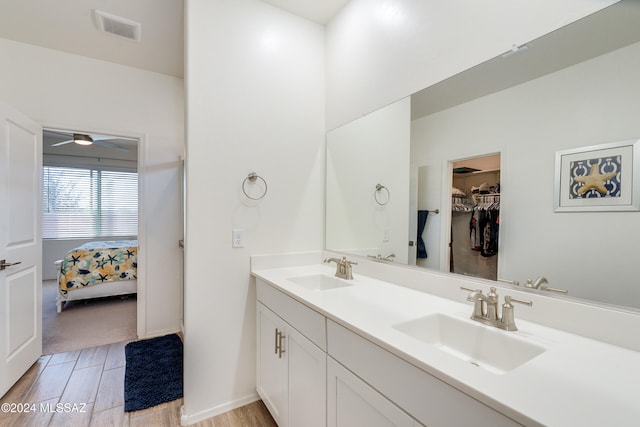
[374,184,390,206]
[242,172,268,200]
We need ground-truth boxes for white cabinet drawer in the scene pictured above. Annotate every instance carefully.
[327,320,522,427]
[257,279,326,351]
[328,356,420,427]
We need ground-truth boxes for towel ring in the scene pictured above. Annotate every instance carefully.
[374,184,390,206]
[242,172,268,200]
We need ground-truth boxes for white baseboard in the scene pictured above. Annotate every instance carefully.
[140,327,182,340]
[180,393,260,426]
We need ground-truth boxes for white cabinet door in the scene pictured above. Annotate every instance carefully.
[328,357,416,427]
[288,326,326,427]
[257,301,327,427]
[0,102,42,398]
[257,303,288,426]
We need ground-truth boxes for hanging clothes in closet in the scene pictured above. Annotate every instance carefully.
[469,193,500,257]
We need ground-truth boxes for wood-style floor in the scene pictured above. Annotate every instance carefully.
[0,340,277,427]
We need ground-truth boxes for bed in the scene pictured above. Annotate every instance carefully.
[57,240,138,313]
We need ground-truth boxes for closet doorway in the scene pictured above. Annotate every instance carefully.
[448,153,500,281]
[42,128,140,354]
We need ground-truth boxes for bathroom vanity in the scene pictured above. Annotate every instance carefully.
[252,251,640,427]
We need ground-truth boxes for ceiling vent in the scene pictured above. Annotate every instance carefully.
[95,10,142,42]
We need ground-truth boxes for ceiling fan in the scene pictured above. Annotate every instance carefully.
[46,129,134,152]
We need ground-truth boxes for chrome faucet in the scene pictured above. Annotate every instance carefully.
[460,287,532,331]
[484,287,499,321]
[323,256,358,280]
[465,288,485,319]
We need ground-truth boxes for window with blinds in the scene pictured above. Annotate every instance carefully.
[42,166,138,239]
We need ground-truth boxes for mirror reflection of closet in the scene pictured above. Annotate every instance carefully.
[449,153,501,280]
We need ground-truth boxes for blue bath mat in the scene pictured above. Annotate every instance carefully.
[124,333,183,412]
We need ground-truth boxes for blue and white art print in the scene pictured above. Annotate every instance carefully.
[554,139,639,212]
[569,156,621,199]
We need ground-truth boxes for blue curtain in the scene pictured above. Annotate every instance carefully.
[417,210,429,258]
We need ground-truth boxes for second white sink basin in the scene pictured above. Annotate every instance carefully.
[393,313,545,374]
[289,274,354,291]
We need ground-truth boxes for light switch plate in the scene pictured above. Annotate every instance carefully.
[232,229,244,248]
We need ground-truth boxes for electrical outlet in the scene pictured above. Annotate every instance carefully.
[232,229,244,248]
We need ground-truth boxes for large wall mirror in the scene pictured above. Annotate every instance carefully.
[326,1,640,311]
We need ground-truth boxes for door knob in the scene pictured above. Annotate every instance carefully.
[0,259,21,271]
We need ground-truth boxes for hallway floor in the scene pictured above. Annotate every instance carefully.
[0,340,276,426]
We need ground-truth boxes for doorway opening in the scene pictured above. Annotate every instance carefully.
[448,153,501,281]
[42,128,139,354]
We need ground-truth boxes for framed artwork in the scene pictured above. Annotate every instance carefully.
[554,139,639,212]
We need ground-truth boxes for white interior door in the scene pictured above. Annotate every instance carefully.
[0,101,42,398]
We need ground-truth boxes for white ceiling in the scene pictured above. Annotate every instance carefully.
[261,0,349,24]
[0,0,347,79]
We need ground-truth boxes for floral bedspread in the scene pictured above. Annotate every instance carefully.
[58,240,138,295]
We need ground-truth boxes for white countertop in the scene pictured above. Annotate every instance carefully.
[252,263,640,427]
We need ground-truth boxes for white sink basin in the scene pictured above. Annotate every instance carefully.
[393,314,545,374]
[289,274,354,291]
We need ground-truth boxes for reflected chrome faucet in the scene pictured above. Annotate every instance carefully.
[525,276,548,289]
[525,276,568,294]
[460,287,532,331]
[323,256,358,280]
[367,253,396,261]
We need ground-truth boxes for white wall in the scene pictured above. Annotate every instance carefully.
[326,97,411,262]
[412,41,640,308]
[325,0,617,130]
[184,0,325,423]
[0,38,185,338]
